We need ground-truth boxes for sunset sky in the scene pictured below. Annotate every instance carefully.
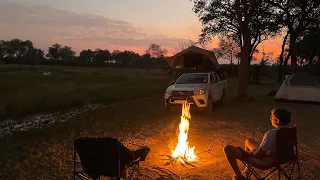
[0,0,282,63]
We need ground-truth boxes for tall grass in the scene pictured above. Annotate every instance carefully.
[0,65,169,120]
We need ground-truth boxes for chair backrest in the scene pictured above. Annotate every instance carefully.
[74,137,134,179]
[275,125,297,164]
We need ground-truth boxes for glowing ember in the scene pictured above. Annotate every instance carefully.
[171,102,197,163]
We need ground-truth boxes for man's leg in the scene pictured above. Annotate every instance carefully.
[242,138,260,177]
[223,145,243,178]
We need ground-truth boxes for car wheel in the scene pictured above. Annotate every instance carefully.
[205,97,213,115]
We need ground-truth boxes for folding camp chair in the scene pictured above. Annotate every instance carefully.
[241,124,300,180]
[73,137,150,180]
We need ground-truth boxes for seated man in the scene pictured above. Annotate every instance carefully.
[223,108,292,180]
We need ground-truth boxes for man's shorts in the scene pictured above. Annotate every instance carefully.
[236,147,276,169]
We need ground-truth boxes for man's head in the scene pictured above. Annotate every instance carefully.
[270,109,291,127]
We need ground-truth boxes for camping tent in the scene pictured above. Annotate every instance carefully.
[275,72,320,104]
[165,46,219,71]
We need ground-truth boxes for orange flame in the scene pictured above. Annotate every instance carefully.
[171,102,197,163]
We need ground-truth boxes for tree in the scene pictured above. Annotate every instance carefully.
[0,41,4,63]
[295,27,320,74]
[0,39,44,64]
[145,44,168,59]
[47,44,76,64]
[191,0,281,97]
[25,48,45,65]
[216,37,241,65]
[47,43,63,61]
[60,46,76,63]
[79,49,95,65]
[269,0,320,73]
[251,51,272,83]
[171,40,198,55]
[276,30,290,82]
[112,50,140,68]
[94,49,111,66]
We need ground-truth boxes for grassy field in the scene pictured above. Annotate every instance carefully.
[0,65,169,120]
[0,66,319,179]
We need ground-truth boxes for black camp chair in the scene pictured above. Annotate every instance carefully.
[73,137,150,180]
[240,125,300,180]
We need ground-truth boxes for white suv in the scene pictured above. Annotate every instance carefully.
[164,71,227,114]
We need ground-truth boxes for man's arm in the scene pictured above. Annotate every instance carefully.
[251,130,275,158]
[251,148,267,158]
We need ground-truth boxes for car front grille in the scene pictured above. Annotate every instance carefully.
[171,91,193,97]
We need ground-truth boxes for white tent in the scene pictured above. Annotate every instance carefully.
[275,72,320,104]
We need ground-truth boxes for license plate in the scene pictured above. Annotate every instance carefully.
[175,100,187,104]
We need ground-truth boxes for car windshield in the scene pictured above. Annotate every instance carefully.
[175,74,208,84]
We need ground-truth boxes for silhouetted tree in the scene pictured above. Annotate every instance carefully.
[94,49,111,66]
[296,30,320,66]
[47,43,62,61]
[216,37,241,65]
[192,0,281,97]
[0,38,169,69]
[171,40,197,54]
[0,39,45,64]
[0,41,4,63]
[47,43,76,64]
[145,44,168,59]
[60,46,76,64]
[269,0,320,73]
[79,49,95,65]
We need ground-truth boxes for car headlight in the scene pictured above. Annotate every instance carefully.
[165,90,172,96]
[193,89,207,95]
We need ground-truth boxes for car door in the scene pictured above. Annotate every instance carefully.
[213,72,223,100]
[209,73,219,102]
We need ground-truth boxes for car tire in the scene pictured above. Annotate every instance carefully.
[205,97,213,115]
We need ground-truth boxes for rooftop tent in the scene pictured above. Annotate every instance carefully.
[275,72,320,104]
[165,46,220,71]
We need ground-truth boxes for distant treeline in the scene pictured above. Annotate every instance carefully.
[0,39,168,69]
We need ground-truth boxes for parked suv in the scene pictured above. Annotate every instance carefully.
[164,71,227,114]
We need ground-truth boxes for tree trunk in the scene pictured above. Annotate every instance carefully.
[238,31,250,98]
[289,35,298,73]
[277,63,284,82]
[277,31,289,82]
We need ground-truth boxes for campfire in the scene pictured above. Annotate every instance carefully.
[171,102,197,164]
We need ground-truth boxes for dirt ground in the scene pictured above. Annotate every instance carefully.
[1,80,320,180]
[121,95,320,179]
[124,110,319,180]
[125,118,249,180]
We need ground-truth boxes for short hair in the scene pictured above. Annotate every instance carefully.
[271,108,291,125]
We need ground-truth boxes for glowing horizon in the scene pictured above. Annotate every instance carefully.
[0,0,283,64]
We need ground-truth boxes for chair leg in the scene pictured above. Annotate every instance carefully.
[129,165,136,180]
[129,163,141,180]
[278,170,281,180]
[279,169,292,180]
[289,161,296,178]
[297,159,301,180]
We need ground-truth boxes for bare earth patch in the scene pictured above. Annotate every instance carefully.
[1,97,320,179]
[124,114,317,180]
